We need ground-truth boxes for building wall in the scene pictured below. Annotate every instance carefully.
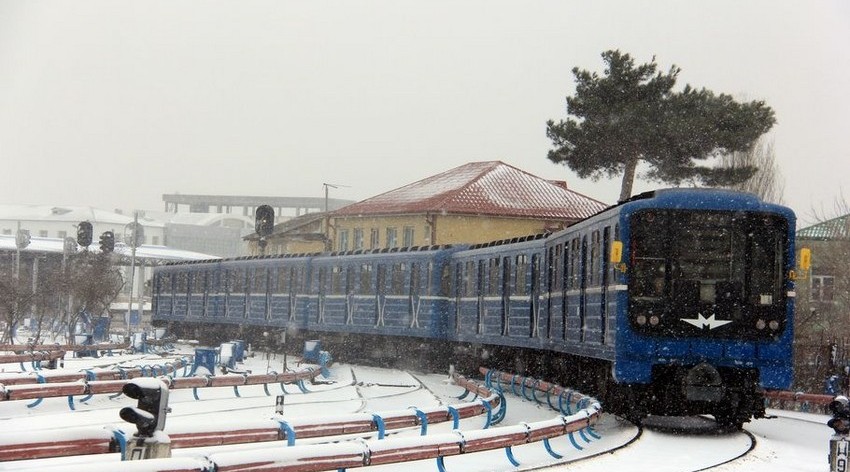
[0,219,165,246]
[331,213,570,251]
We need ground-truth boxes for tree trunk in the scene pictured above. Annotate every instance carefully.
[619,155,640,202]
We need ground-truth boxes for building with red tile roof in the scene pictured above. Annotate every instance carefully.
[325,161,608,250]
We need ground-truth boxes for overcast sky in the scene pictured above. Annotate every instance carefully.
[0,1,848,225]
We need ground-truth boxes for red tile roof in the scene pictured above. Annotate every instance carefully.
[333,161,608,219]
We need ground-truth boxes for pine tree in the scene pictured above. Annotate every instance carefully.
[546,50,776,202]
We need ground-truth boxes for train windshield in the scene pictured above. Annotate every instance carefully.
[629,210,788,339]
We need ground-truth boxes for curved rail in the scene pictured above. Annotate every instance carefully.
[0,371,501,461]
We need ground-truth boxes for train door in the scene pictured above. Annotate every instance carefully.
[409,262,420,328]
[477,260,485,335]
[455,262,463,333]
[501,256,511,336]
[600,227,610,343]
[376,264,387,327]
[530,253,540,338]
[317,267,326,324]
[580,235,588,342]
[545,247,555,339]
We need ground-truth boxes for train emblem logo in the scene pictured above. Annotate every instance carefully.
[680,313,732,330]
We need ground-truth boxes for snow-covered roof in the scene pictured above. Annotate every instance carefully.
[797,214,850,241]
[0,204,164,228]
[332,161,608,220]
[0,235,218,262]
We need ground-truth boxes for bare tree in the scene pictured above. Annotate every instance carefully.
[718,138,785,204]
[64,251,123,343]
[0,268,36,344]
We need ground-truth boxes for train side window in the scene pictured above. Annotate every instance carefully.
[292,268,302,293]
[346,266,354,295]
[253,268,268,294]
[331,266,343,295]
[377,264,387,294]
[176,273,188,294]
[317,267,326,294]
[553,244,563,292]
[488,257,501,296]
[464,261,475,296]
[278,268,290,293]
[392,263,407,294]
[407,262,422,296]
[515,254,528,296]
[441,264,451,295]
[591,231,600,286]
[360,263,373,295]
[569,238,580,289]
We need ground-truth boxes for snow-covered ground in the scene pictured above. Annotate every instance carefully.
[0,347,837,471]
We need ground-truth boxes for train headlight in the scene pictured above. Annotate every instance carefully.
[756,319,766,330]
[769,320,780,331]
[636,314,647,326]
[649,315,660,326]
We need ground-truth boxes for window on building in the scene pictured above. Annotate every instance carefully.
[338,229,350,252]
[38,230,48,237]
[812,275,835,302]
[403,226,414,247]
[152,236,160,245]
[58,230,67,239]
[2,229,11,235]
[370,228,380,249]
[353,228,364,250]
[386,227,398,249]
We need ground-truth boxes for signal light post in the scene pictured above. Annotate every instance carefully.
[119,378,171,460]
[828,395,850,471]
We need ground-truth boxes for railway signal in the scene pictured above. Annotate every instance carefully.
[77,221,93,247]
[119,378,172,460]
[119,378,170,437]
[99,231,115,253]
[829,395,850,472]
[255,204,274,255]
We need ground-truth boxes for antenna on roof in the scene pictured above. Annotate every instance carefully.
[322,183,350,251]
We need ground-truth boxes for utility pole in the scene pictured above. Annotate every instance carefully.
[322,183,348,252]
[125,212,143,338]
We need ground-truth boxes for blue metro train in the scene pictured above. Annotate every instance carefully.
[152,188,805,426]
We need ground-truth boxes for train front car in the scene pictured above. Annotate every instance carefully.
[613,188,797,427]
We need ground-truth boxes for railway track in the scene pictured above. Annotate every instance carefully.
[3,349,825,471]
